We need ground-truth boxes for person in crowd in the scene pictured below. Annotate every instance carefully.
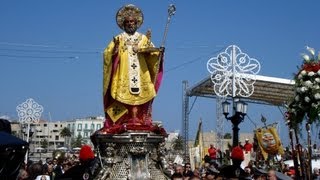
[313,167,320,180]
[42,158,51,173]
[16,168,29,180]
[28,162,44,180]
[171,172,183,180]
[55,160,64,178]
[267,169,278,180]
[243,138,253,154]
[167,161,175,176]
[183,162,194,178]
[191,168,201,179]
[64,161,73,173]
[219,146,248,179]
[244,166,253,179]
[208,144,217,161]
[57,145,100,180]
[45,164,56,180]
[239,141,244,149]
[171,164,184,179]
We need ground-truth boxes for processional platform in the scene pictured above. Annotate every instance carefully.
[92,130,170,180]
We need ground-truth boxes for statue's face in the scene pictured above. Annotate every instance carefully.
[262,132,276,149]
[124,16,137,35]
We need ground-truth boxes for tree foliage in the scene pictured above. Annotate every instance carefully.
[71,134,83,148]
[40,139,48,149]
[60,127,72,137]
[223,133,232,139]
[172,135,184,151]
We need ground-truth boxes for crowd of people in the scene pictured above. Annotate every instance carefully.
[16,145,99,180]
[166,139,320,180]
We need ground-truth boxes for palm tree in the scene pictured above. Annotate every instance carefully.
[172,135,184,152]
[71,134,83,148]
[60,127,72,149]
[40,139,48,149]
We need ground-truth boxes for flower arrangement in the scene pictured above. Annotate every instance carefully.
[287,46,320,126]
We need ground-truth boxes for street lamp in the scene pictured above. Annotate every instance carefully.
[222,99,248,147]
[21,123,35,163]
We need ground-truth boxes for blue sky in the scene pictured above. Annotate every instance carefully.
[1,1,320,145]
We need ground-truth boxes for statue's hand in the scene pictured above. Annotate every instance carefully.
[159,46,165,53]
[146,29,152,40]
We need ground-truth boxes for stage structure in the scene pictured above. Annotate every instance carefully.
[183,45,295,156]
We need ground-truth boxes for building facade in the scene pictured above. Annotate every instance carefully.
[10,116,105,151]
[65,116,104,145]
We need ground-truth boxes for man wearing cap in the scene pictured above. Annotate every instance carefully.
[243,139,253,154]
[219,146,249,179]
[57,145,100,180]
[102,4,165,130]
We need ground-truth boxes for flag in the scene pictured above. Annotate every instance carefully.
[194,120,202,147]
[193,119,204,167]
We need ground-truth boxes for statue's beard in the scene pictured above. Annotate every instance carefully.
[124,26,137,35]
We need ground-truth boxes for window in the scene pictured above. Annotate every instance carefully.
[44,124,47,127]
[55,135,59,140]
[78,124,82,130]
[91,123,95,130]
[55,124,58,127]
[85,124,88,130]
[97,124,101,130]
[84,132,88,137]
[67,124,71,129]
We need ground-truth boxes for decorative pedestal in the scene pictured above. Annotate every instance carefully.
[92,131,170,180]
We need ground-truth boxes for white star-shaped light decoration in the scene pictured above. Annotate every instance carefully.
[16,98,43,123]
[207,45,260,97]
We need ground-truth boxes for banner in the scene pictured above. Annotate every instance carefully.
[189,146,200,170]
[194,120,204,162]
[255,126,284,159]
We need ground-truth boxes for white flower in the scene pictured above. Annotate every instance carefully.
[315,93,320,100]
[312,103,318,108]
[305,96,310,102]
[314,85,320,90]
[306,46,315,56]
[308,71,315,76]
[315,78,320,83]
[295,95,300,101]
[301,70,307,75]
[301,87,308,92]
[302,54,310,62]
[304,80,313,87]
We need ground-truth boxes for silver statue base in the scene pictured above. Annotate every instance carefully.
[93,131,170,180]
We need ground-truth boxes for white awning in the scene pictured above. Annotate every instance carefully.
[187,74,295,106]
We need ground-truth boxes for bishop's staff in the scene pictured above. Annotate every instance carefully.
[145,4,176,120]
[161,4,176,48]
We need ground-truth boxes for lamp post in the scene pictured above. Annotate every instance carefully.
[22,123,35,163]
[222,99,248,147]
